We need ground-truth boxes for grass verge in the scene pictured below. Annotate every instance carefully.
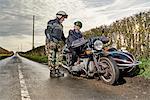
[138,58,150,79]
[20,54,48,64]
[0,53,14,60]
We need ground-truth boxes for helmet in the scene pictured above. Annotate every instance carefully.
[56,11,68,18]
[74,21,82,28]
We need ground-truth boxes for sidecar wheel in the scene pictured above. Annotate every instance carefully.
[99,57,119,85]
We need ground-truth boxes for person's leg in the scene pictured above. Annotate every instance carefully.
[48,41,58,77]
[45,40,53,70]
[70,48,79,66]
[54,42,64,77]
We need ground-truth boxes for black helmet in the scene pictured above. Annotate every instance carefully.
[56,11,68,18]
[74,21,82,28]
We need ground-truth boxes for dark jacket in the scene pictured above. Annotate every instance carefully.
[66,29,83,48]
[45,18,66,42]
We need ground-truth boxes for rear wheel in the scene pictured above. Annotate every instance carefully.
[98,57,119,85]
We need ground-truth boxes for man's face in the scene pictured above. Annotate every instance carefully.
[74,25,80,31]
[59,17,65,23]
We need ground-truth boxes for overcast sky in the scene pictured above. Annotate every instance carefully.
[0,0,150,51]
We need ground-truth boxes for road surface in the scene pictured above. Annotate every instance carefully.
[0,55,149,100]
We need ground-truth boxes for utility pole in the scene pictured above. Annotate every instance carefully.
[32,15,35,49]
[21,44,22,52]
[18,45,19,52]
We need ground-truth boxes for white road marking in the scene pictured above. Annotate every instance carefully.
[18,65,31,100]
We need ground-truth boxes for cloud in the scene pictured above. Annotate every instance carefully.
[0,0,150,51]
[85,0,150,26]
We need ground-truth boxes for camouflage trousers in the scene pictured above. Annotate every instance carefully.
[45,39,64,71]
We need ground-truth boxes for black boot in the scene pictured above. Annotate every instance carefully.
[55,69,64,77]
[50,69,56,78]
[50,69,64,78]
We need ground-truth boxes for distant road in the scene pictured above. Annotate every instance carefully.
[0,55,149,100]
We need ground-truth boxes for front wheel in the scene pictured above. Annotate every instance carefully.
[98,57,119,85]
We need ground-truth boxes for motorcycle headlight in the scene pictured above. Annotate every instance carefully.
[94,40,103,50]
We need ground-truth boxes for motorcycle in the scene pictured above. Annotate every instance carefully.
[60,37,120,85]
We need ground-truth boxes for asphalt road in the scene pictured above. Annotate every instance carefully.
[0,55,149,100]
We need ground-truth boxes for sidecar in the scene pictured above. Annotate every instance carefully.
[90,36,141,73]
[106,48,141,73]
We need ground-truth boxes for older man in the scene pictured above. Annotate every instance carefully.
[45,11,68,77]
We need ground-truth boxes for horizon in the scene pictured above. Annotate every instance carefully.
[0,0,150,52]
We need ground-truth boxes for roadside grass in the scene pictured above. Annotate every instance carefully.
[138,58,150,79]
[20,54,48,64]
[0,53,14,60]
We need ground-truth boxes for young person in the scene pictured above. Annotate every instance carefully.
[66,21,84,66]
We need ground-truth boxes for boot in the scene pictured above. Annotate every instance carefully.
[55,69,64,77]
[50,69,56,78]
[50,69,64,78]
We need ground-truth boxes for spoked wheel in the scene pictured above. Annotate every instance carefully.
[98,57,119,85]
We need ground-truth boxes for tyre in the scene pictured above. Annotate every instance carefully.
[98,57,120,85]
